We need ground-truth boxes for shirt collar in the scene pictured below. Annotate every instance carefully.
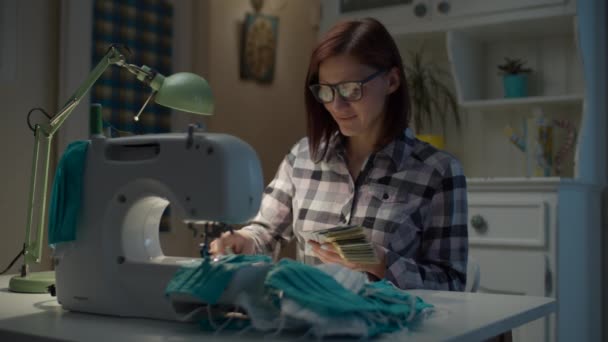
[376,128,415,171]
[325,132,345,161]
[325,128,414,171]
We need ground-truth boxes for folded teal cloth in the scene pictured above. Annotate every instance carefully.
[48,140,89,245]
[166,254,272,305]
[166,256,433,338]
[266,259,433,337]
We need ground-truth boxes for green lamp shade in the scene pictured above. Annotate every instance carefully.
[154,72,214,115]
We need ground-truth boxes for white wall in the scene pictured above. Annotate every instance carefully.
[0,0,59,274]
[201,0,319,186]
[170,0,320,258]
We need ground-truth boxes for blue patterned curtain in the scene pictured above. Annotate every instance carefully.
[91,0,174,233]
[91,0,173,136]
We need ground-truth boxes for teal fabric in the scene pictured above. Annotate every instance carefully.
[266,259,433,337]
[48,140,89,245]
[165,254,272,305]
[166,256,433,338]
[265,259,376,315]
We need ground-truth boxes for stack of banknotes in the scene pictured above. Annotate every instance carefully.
[306,225,379,265]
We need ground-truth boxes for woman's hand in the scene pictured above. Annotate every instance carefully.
[209,230,256,255]
[309,240,386,279]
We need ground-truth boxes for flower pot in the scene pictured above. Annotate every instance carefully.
[416,134,445,149]
[503,74,528,98]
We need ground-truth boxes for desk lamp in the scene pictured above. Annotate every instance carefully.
[8,46,214,293]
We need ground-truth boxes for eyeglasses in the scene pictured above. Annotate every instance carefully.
[309,69,386,104]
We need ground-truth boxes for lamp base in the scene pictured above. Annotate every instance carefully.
[9,271,55,293]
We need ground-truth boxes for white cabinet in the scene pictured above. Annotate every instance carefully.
[434,0,568,18]
[468,179,558,341]
[321,0,576,35]
[321,0,432,34]
[467,178,601,342]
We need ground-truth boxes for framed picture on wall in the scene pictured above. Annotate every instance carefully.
[240,13,279,83]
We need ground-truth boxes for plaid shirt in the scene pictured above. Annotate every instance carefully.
[241,128,468,291]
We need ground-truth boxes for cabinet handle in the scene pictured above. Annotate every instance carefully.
[478,286,525,296]
[414,3,427,17]
[437,1,450,14]
[545,255,553,295]
[470,214,488,233]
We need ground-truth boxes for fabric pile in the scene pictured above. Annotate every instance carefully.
[166,255,433,339]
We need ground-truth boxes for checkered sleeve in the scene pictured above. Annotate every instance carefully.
[239,143,298,254]
[384,158,468,291]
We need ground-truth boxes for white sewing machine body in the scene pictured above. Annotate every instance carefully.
[53,132,264,321]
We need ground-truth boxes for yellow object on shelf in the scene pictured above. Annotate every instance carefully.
[417,134,445,149]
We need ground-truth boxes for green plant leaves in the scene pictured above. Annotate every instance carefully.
[404,50,460,135]
[497,57,532,75]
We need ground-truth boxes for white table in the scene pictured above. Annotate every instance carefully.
[0,275,555,342]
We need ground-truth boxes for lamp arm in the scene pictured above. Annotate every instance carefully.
[22,46,126,267]
[23,126,52,266]
[22,45,173,270]
[46,47,126,136]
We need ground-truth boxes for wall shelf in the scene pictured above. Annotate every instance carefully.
[461,93,584,110]
[447,15,583,105]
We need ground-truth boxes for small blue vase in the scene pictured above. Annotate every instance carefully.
[503,74,528,98]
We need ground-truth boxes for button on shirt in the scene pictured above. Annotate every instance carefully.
[241,128,468,291]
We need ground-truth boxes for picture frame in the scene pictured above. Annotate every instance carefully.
[240,13,279,83]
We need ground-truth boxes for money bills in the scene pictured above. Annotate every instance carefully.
[305,225,379,265]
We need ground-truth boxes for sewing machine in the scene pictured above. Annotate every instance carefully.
[53,131,263,321]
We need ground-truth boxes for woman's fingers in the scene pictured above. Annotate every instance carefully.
[209,231,254,256]
[210,238,227,255]
[311,243,341,262]
[209,232,232,255]
[308,240,337,252]
[309,241,360,269]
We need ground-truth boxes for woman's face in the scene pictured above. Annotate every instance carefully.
[317,54,399,140]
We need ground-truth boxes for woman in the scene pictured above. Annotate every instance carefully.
[210,18,468,291]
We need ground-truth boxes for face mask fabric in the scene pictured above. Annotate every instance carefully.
[165,255,433,339]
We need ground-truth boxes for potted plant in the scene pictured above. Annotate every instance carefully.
[405,50,461,149]
[497,57,532,98]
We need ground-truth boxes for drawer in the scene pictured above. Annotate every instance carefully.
[470,248,551,342]
[468,199,548,247]
[470,248,549,296]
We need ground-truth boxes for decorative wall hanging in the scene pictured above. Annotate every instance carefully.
[240,0,279,84]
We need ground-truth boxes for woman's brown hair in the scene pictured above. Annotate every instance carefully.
[305,18,410,162]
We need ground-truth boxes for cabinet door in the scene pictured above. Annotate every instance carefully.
[321,0,432,34]
[471,248,551,342]
[434,0,567,17]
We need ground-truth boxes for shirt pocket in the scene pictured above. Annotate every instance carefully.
[366,183,424,230]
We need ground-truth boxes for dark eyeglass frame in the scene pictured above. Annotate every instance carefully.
[308,69,386,104]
